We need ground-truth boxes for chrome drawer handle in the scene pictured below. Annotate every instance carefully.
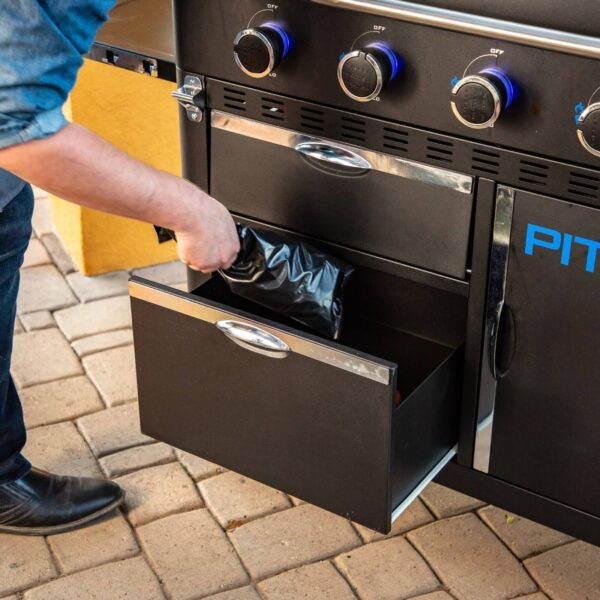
[216,320,290,359]
[295,141,372,172]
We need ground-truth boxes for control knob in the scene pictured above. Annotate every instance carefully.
[451,68,514,129]
[338,43,401,102]
[577,103,600,157]
[233,23,291,78]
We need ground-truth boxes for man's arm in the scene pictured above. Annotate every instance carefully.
[0,123,240,272]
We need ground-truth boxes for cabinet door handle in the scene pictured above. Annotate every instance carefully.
[216,320,290,358]
[294,141,372,173]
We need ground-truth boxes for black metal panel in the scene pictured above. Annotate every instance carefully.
[489,191,600,516]
[130,274,463,532]
[206,80,600,210]
[175,0,600,169]
[210,124,474,279]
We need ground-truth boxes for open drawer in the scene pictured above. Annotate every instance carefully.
[129,272,463,533]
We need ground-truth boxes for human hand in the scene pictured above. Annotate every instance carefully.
[174,192,240,273]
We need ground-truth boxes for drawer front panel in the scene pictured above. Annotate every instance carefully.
[130,278,396,529]
[210,111,474,279]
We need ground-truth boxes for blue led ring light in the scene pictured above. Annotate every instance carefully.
[480,67,515,108]
[366,42,402,80]
[262,22,292,58]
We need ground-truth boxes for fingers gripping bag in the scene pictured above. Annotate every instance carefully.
[220,226,354,340]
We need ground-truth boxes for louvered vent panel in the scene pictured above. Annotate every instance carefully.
[222,87,247,113]
[299,106,326,133]
[261,97,285,122]
[519,159,549,187]
[471,148,500,175]
[382,125,409,153]
[426,137,454,164]
[568,170,600,200]
[340,116,366,142]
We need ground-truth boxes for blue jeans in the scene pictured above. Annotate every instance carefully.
[0,184,33,484]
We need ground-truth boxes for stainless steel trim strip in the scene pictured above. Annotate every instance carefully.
[130,280,391,385]
[390,444,457,523]
[473,185,515,474]
[311,0,600,59]
[212,110,473,194]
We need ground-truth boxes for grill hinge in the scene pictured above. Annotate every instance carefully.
[172,75,205,122]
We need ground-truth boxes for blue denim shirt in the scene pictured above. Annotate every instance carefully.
[0,1,115,208]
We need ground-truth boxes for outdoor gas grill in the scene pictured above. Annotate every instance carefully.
[129,0,600,542]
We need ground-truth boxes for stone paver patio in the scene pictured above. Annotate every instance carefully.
[2,189,599,600]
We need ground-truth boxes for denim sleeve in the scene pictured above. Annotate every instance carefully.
[0,1,115,150]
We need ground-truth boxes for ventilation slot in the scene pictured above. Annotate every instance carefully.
[382,126,409,153]
[568,170,600,199]
[340,116,366,142]
[518,159,549,186]
[471,148,500,175]
[222,87,247,112]
[299,106,325,133]
[426,137,454,164]
[261,97,285,121]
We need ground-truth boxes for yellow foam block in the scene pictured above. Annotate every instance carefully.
[51,59,181,275]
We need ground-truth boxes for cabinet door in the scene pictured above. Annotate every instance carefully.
[476,187,600,516]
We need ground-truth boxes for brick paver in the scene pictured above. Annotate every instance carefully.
[66,270,130,302]
[408,513,537,600]
[22,239,51,268]
[54,295,132,341]
[0,535,56,596]
[99,442,175,478]
[6,236,594,599]
[82,344,137,406]
[139,509,249,600]
[229,504,361,580]
[199,471,291,528]
[420,482,485,519]
[259,561,356,600]
[17,265,77,313]
[132,261,186,285]
[40,233,76,275]
[175,448,226,480]
[31,197,53,237]
[19,310,55,331]
[11,328,83,387]
[48,514,138,573]
[20,376,102,428]
[204,588,261,600]
[335,536,440,600]
[24,421,102,478]
[525,541,600,600]
[77,401,152,456]
[354,497,434,543]
[478,505,574,559]
[116,462,202,526]
[72,328,133,358]
[23,556,164,600]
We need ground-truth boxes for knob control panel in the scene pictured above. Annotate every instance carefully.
[233,23,291,78]
[338,43,401,102]
[577,103,600,157]
[451,68,514,129]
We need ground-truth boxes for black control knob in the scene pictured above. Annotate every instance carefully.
[338,43,401,102]
[233,23,291,78]
[577,103,600,157]
[451,68,514,129]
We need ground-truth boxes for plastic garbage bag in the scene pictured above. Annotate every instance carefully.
[154,225,354,339]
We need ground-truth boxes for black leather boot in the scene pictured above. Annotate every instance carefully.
[0,467,124,535]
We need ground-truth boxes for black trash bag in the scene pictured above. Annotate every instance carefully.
[154,225,354,339]
[221,226,353,339]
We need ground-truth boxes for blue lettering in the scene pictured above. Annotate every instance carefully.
[525,224,561,256]
[574,236,600,273]
[560,233,573,266]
